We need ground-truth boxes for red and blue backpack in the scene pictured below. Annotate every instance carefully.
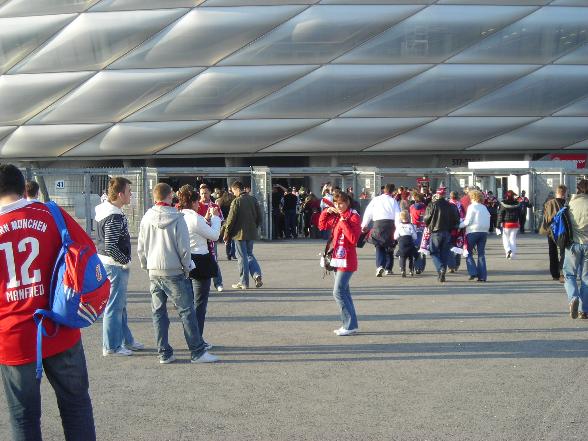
[33,201,110,378]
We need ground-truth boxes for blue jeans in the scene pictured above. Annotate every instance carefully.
[0,341,95,441]
[414,230,426,272]
[430,231,451,273]
[563,243,588,312]
[192,278,211,337]
[284,209,297,238]
[375,245,394,271]
[466,232,488,281]
[447,252,461,271]
[212,242,223,288]
[150,275,205,359]
[102,264,135,351]
[225,239,236,258]
[235,240,262,287]
[333,270,358,330]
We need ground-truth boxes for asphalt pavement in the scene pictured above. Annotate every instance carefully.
[1,234,586,441]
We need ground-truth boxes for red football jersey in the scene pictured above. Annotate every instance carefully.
[0,200,90,365]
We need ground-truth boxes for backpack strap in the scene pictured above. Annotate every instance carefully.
[45,201,72,247]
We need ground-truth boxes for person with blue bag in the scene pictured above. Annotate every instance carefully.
[0,164,98,441]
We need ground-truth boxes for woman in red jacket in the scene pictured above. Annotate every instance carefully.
[319,192,362,336]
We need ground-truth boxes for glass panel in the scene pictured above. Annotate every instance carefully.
[91,0,204,11]
[565,138,588,149]
[550,1,588,5]
[468,117,588,150]
[219,5,424,65]
[263,118,432,152]
[128,65,315,122]
[11,9,186,73]
[0,126,17,142]
[0,124,110,158]
[0,72,92,124]
[64,121,215,156]
[204,0,312,5]
[322,0,434,3]
[439,0,548,4]
[555,96,588,116]
[159,119,324,154]
[449,7,588,64]
[453,66,588,117]
[0,14,75,73]
[346,64,535,117]
[365,117,538,151]
[337,5,535,64]
[0,0,96,17]
[234,64,431,119]
[555,43,588,64]
[31,68,201,124]
[111,6,306,68]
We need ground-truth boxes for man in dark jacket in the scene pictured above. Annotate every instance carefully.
[424,187,460,282]
[224,181,263,290]
[539,185,567,282]
[95,177,143,356]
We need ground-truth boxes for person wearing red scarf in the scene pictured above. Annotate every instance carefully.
[319,192,361,336]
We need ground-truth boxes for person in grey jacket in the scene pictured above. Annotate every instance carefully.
[564,179,588,320]
[138,183,218,364]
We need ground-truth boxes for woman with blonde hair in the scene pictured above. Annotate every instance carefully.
[461,190,491,282]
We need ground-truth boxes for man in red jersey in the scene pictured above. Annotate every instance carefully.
[0,164,95,441]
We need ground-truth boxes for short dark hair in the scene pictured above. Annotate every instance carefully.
[231,181,244,192]
[25,180,39,199]
[577,179,588,195]
[153,182,173,201]
[108,177,132,202]
[0,164,25,197]
[384,183,395,194]
[177,184,198,210]
[333,191,350,205]
[556,184,567,196]
[199,183,210,191]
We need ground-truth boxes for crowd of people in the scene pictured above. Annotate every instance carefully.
[0,161,587,440]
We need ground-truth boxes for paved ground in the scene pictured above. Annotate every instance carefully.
[1,234,587,440]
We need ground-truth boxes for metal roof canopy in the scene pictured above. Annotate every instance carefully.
[156,167,251,178]
[468,161,577,176]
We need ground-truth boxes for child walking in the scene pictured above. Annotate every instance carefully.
[394,210,418,277]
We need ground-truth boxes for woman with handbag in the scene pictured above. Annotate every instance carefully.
[177,185,221,349]
[319,191,362,336]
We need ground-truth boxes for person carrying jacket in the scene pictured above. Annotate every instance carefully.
[424,186,460,282]
[138,183,217,364]
[319,191,361,336]
[409,192,427,273]
[498,190,521,259]
[563,179,588,320]
[539,185,567,282]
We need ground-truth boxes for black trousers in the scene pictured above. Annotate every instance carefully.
[548,236,565,279]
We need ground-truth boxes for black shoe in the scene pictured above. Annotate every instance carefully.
[415,269,422,275]
[506,250,512,259]
[477,279,486,282]
[410,271,414,277]
[401,271,406,278]
[468,276,476,281]
[438,271,446,283]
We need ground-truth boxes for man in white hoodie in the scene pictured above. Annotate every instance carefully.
[138,183,217,364]
[95,177,143,357]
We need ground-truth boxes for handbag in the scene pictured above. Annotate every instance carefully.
[319,233,336,275]
[189,252,218,280]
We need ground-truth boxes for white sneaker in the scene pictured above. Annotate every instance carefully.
[333,327,345,335]
[204,341,213,350]
[216,285,224,292]
[124,341,144,351]
[191,351,219,363]
[254,275,263,288]
[103,347,133,356]
[231,283,248,290]
[335,328,359,336]
[376,267,384,277]
[159,354,176,364]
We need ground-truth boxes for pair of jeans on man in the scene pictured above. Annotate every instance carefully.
[548,235,565,279]
[429,231,452,274]
[414,229,426,273]
[375,245,394,272]
[235,240,262,287]
[103,264,136,352]
[284,208,297,238]
[0,341,95,441]
[150,275,205,360]
[333,270,358,330]
[563,243,588,313]
[465,232,488,281]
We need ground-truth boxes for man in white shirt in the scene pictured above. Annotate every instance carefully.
[361,183,401,276]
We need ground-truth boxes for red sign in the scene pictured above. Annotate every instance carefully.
[416,177,430,184]
[549,153,587,169]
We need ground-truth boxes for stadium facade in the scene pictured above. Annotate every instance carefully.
[0,0,587,169]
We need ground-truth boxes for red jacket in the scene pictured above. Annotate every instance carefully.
[0,200,86,365]
[318,209,361,272]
